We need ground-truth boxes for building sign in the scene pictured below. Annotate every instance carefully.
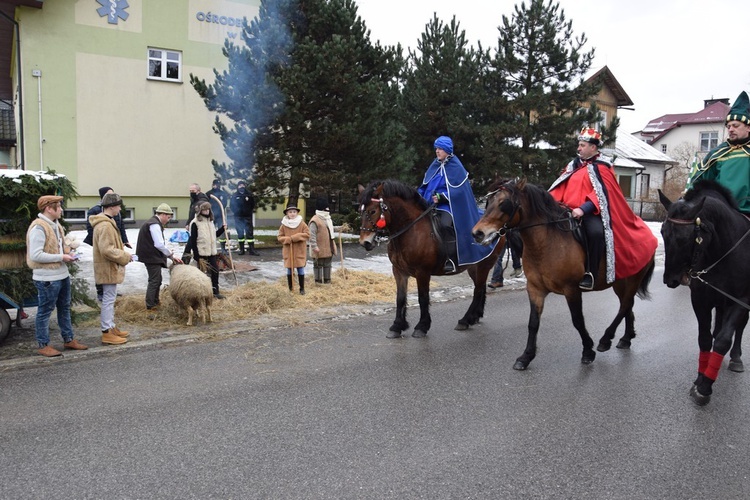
[96,0,130,25]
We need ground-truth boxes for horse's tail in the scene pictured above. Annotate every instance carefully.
[636,256,656,300]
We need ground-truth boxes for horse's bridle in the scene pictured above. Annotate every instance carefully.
[664,215,710,280]
[360,196,435,243]
[484,186,578,237]
[665,213,750,310]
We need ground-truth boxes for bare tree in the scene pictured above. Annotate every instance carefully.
[663,141,698,200]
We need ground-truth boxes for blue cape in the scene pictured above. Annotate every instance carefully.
[417,155,497,265]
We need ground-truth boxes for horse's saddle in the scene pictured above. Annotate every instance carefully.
[566,211,586,247]
[430,209,458,273]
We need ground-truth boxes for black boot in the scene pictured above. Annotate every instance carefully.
[287,274,293,291]
[238,242,246,256]
[247,242,260,256]
[299,275,305,295]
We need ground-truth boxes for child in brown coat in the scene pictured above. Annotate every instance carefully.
[277,205,310,294]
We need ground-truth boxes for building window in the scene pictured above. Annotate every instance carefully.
[595,110,607,131]
[661,144,667,153]
[62,208,87,224]
[617,173,634,199]
[700,131,718,152]
[639,173,651,198]
[148,48,182,82]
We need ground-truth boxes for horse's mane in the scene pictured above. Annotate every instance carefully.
[684,179,741,211]
[488,179,567,222]
[359,179,428,210]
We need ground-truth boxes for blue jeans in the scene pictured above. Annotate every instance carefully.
[34,277,74,347]
[491,242,522,283]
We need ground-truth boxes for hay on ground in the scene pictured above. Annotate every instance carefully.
[75,270,424,333]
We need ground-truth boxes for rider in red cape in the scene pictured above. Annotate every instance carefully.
[417,136,496,273]
[549,128,657,289]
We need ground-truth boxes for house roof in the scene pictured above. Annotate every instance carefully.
[601,132,677,170]
[641,101,729,135]
[585,66,634,107]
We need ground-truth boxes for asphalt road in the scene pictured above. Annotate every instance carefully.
[1,277,748,499]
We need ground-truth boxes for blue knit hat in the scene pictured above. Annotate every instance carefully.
[434,136,453,155]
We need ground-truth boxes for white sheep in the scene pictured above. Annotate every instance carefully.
[169,263,213,326]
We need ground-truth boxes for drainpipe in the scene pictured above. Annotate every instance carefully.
[32,69,42,168]
[0,9,25,170]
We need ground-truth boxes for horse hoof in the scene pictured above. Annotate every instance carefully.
[513,360,528,371]
[386,331,402,339]
[412,329,427,338]
[581,352,596,364]
[596,341,611,352]
[454,323,469,331]
[689,385,711,406]
[729,360,745,373]
[616,339,632,349]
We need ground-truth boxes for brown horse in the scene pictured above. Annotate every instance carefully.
[358,180,503,338]
[471,179,655,369]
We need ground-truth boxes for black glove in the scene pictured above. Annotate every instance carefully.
[182,252,191,265]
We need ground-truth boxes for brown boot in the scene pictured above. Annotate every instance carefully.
[63,339,89,350]
[101,330,127,345]
[110,326,129,338]
[38,345,62,357]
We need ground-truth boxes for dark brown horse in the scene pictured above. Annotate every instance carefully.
[358,180,502,338]
[471,179,655,369]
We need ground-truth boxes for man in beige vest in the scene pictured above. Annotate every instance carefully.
[26,195,88,357]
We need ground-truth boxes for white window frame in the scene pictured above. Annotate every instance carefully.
[147,48,182,82]
[699,131,718,152]
[661,144,667,154]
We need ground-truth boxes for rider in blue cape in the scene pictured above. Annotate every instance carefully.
[417,136,497,273]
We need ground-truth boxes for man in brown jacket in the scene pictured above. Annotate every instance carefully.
[90,193,133,345]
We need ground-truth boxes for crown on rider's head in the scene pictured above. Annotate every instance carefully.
[578,127,602,147]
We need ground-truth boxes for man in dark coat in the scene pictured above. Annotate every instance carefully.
[230,180,259,256]
[136,203,182,310]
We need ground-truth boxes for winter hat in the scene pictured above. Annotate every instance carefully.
[98,186,113,199]
[237,180,247,188]
[155,203,173,215]
[726,91,750,125]
[195,201,212,213]
[578,127,603,147]
[37,195,63,211]
[315,198,329,211]
[283,204,299,215]
[101,193,123,208]
[434,136,453,154]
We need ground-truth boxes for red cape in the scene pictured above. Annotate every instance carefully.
[550,161,657,279]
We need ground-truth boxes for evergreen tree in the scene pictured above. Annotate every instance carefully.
[191,0,409,207]
[401,15,485,185]
[492,0,607,184]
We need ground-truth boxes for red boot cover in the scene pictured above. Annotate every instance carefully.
[704,351,725,381]
[698,351,711,374]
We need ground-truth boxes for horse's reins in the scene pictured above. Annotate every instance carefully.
[484,187,579,239]
[666,214,750,311]
[360,197,436,242]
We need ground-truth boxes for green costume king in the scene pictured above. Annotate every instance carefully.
[687,91,750,213]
